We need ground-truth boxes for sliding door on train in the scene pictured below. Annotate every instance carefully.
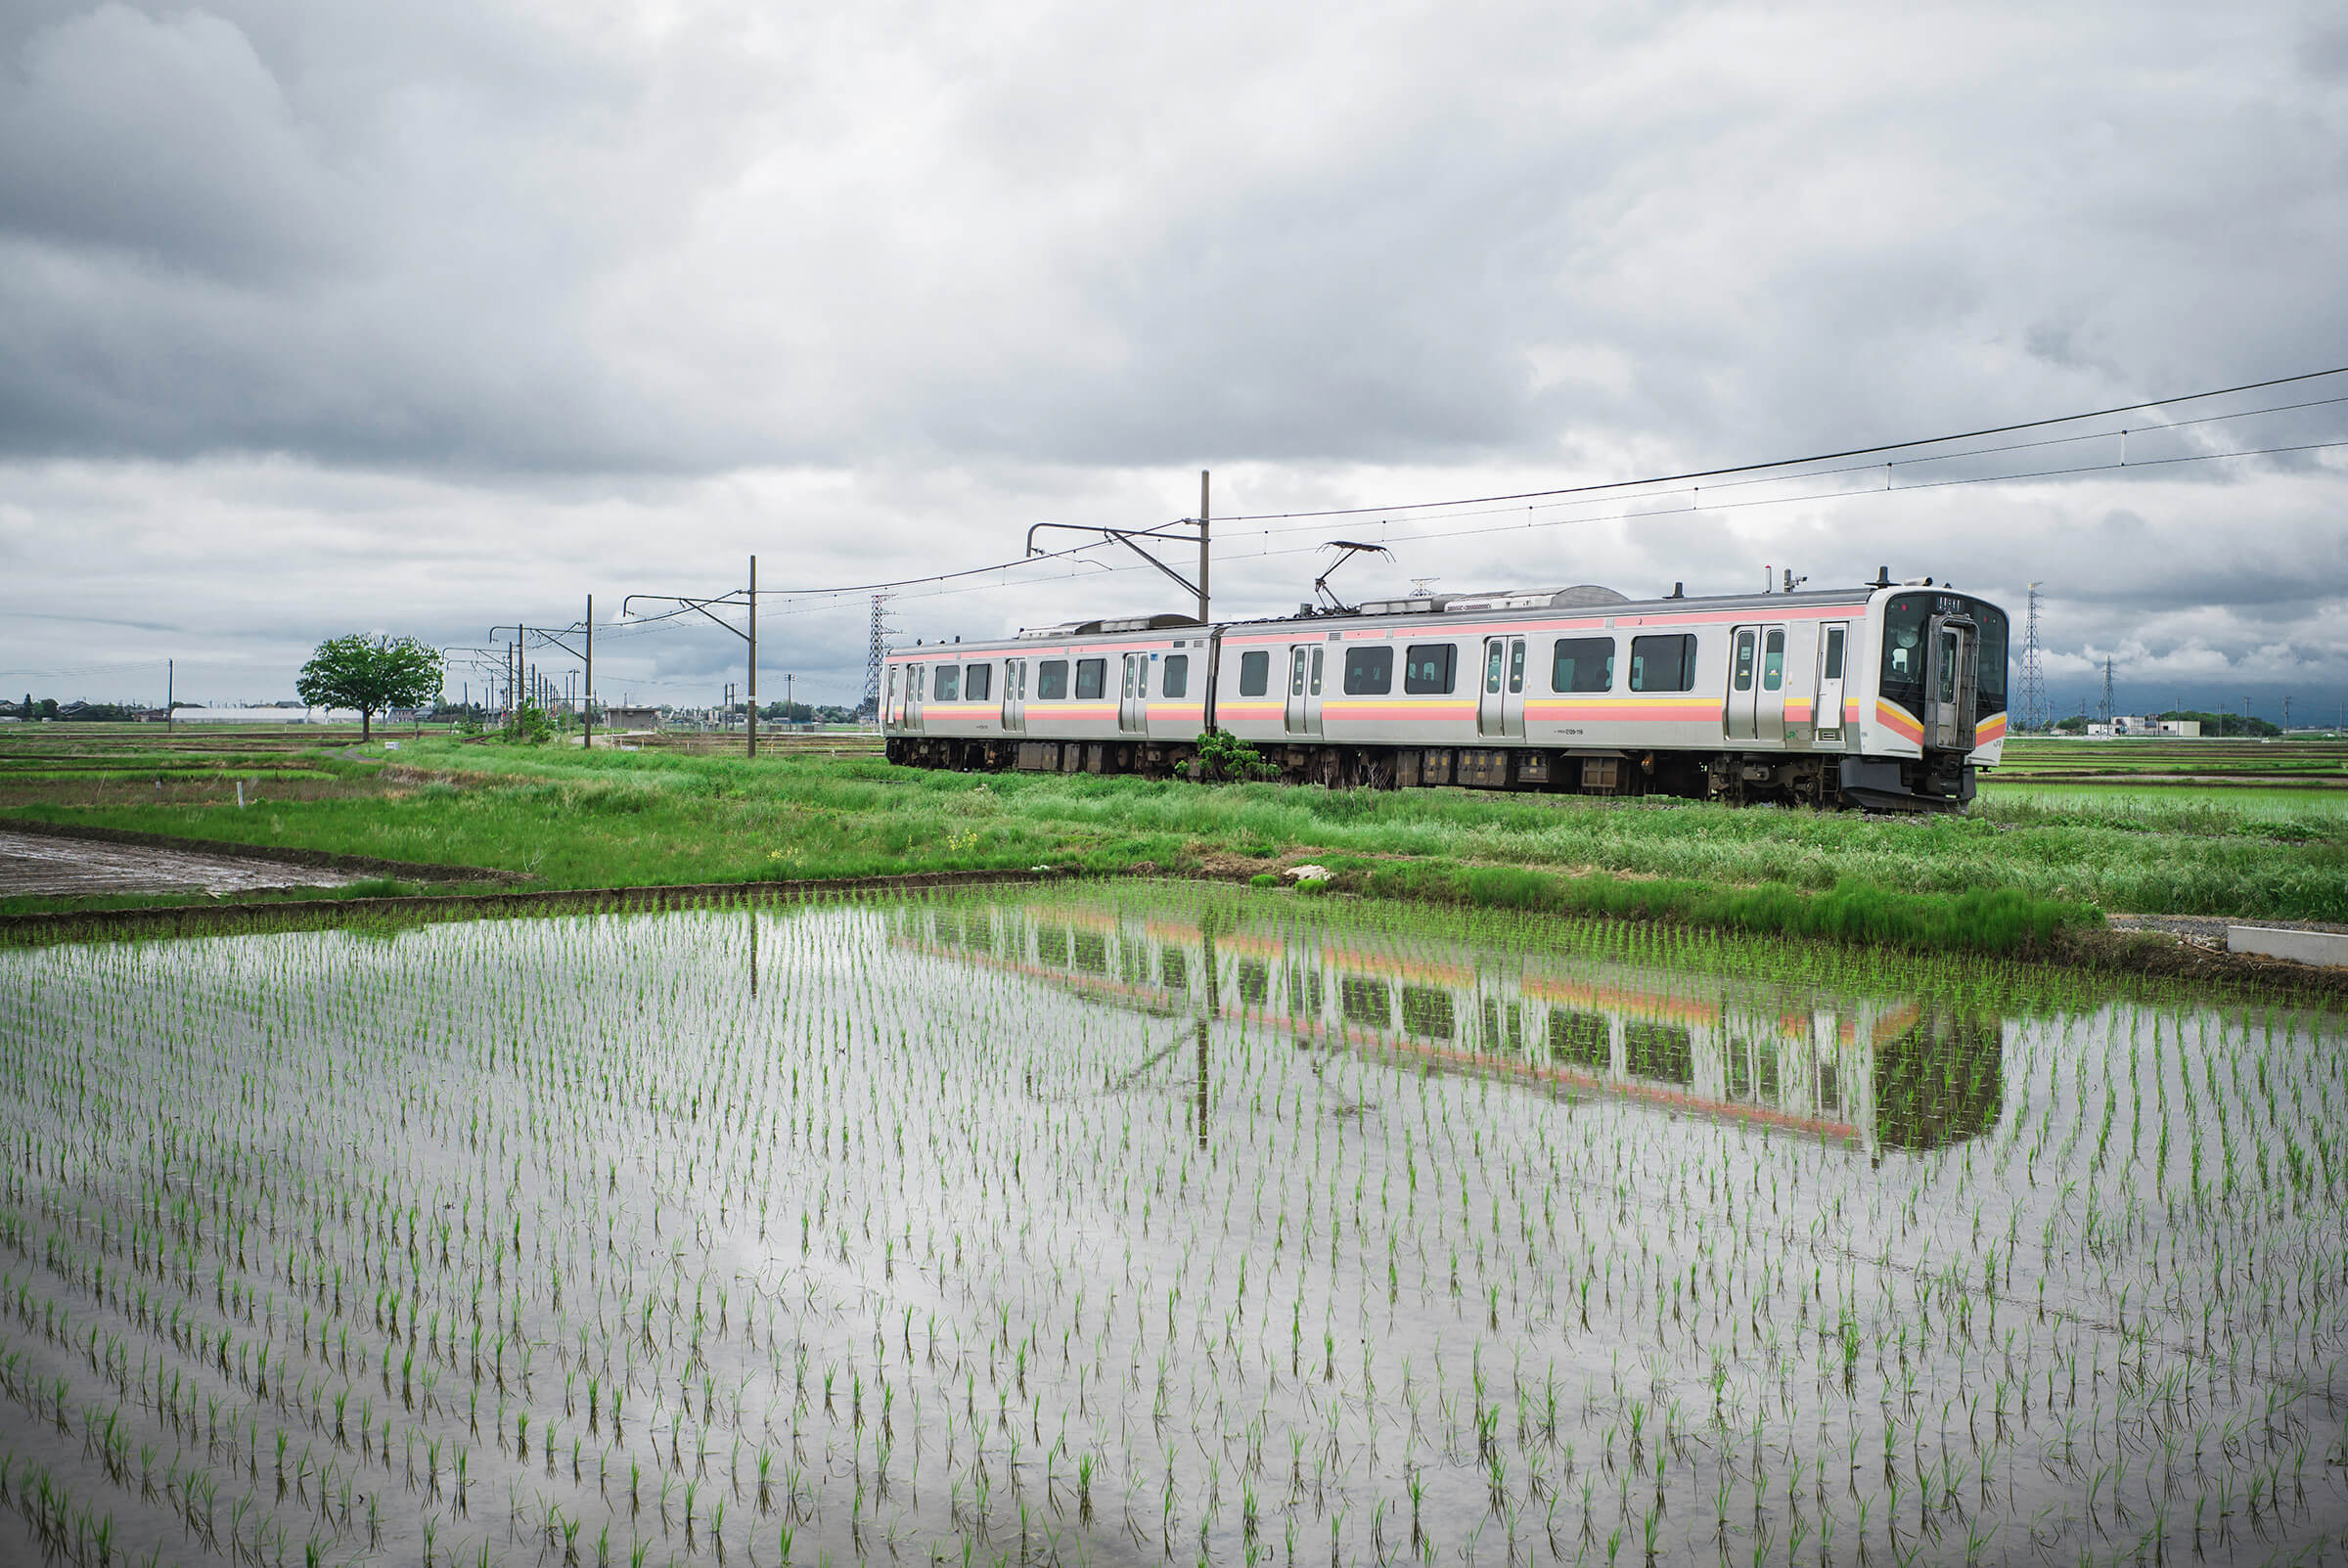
[1725,626,1788,742]
[902,663,926,732]
[1119,653,1149,734]
[1284,644,1325,737]
[1476,637,1526,738]
[1001,659,1025,735]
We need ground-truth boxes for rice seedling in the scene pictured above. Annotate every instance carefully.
[0,881,2338,1565]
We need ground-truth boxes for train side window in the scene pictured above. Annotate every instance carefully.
[1762,629,1784,693]
[933,666,960,701]
[1629,633,1696,694]
[1732,631,1754,693]
[1074,658,1106,699]
[1403,644,1456,694]
[1309,647,1324,695]
[1162,654,1188,698]
[1822,627,1845,681]
[1290,650,1308,696]
[965,663,991,701]
[1550,637,1613,694]
[1037,660,1068,700]
[1484,642,1505,694]
[1508,640,1525,694]
[1238,650,1270,696]
[1342,646,1393,695]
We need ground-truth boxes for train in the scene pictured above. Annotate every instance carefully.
[881,567,2009,810]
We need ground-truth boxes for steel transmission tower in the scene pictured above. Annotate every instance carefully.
[2019,583,2048,733]
[2100,656,2115,725]
[860,592,892,719]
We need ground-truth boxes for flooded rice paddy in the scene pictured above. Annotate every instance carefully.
[0,886,2343,1567]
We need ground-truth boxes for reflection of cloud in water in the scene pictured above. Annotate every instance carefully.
[895,894,2006,1155]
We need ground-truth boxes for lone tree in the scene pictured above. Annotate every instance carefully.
[295,635,443,741]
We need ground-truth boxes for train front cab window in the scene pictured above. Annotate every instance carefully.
[1880,593,2008,741]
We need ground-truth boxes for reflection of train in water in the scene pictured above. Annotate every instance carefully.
[894,898,2005,1154]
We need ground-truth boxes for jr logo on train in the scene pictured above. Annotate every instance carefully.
[881,571,2008,811]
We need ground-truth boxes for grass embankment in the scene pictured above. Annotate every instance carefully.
[7,733,2347,954]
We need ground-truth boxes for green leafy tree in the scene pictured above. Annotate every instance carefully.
[294,635,444,741]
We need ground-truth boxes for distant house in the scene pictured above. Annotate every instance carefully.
[603,705,662,731]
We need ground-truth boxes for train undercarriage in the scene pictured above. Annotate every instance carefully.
[883,736,1976,811]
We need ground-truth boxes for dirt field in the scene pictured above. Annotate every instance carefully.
[0,827,360,897]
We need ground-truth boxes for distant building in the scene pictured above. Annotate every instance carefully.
[603,705,662,731]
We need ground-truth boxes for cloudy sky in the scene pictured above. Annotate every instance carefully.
[2,0,2343,719]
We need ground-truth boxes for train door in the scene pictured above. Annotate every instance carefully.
[1476,636,1526,738]
[1755,626,1787,742]
[1922,614,1978,749]
[1815,624,1848,740]
[1119,652,1148,733]
[884,664,902,728]
[903,664,925,732]
[1726,627,1758,739]
[1284,644,1325,736]
[1002,659,1025,735]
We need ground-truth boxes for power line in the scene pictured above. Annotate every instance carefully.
[1212,364,2348,522]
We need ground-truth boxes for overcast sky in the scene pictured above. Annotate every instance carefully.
[3,0,2343,719]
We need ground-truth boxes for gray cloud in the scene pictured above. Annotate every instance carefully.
[0,0,2340,713]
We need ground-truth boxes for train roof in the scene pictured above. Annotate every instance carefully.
[885,576,1999,657]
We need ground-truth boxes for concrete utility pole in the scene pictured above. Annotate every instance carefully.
[165,659,173,734]
[1199,470,1211,626]
[583,595,594,749]
[747,555,758,760]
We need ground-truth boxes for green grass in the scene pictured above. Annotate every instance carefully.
[4,734,2344,936]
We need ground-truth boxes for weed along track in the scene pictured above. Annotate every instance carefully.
[0,888,2343,1567]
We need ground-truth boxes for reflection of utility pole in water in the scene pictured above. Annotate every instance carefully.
[1195,906,1216,1149]
[748,913,759,999]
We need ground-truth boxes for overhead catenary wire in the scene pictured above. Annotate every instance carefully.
[1209,364,2348,522]
[606,366,2348,617]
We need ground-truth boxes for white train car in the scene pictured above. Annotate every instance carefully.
[882,573,2008,810]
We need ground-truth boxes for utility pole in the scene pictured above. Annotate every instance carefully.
[863,593,892,720]
[1199,470,1211,625]
[165,659,173,734]
[747,554,758,760]
[583,595,594,749]
[2019,584,2046,733]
